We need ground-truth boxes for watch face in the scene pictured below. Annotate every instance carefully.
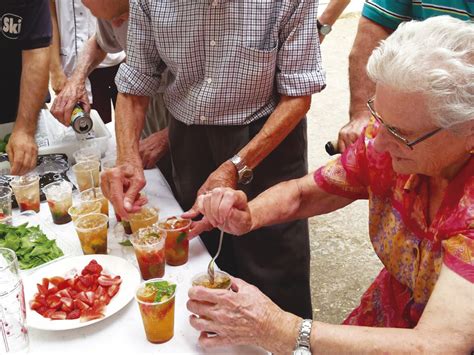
[239,169,253,185]
[320,24,332,35]
[293,348,311,355]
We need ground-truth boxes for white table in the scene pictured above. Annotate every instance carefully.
[20,140,267,354]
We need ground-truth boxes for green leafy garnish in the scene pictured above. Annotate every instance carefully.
[146,280,176,302]
[119,240,132,246]
[0,223,64,269]
[176,232,187,244]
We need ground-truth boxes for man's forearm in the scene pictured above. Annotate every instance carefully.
[319,0,351,26]
[115,93,149,163]
[15,47,50,135]
[70,35,107,82]
[348,17,391,120]
[238,95,311,169]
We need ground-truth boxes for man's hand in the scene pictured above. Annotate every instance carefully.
[50,69,67,95]
[183,161,238,238]
[139,128,169,169]
[50,77,90,127]
[337,111,369,153]
[100,159,147,219]
[7,129,38,176]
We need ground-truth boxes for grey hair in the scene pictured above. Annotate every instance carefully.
[366,16,474,131]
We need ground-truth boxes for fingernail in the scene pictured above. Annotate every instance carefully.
[124,199,132,211]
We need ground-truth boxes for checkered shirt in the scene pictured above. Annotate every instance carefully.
[116,0,326,126]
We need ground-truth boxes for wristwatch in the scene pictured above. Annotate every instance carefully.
[293,319,313,355]
[317,19,332,36]
[229,155,253,185]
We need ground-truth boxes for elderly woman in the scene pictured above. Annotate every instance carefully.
[185,16,473,354]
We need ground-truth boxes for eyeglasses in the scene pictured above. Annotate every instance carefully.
[367,97,442,150]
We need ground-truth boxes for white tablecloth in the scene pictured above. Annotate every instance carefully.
[20,130,267,354]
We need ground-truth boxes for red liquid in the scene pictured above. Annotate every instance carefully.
[135,248,166,280]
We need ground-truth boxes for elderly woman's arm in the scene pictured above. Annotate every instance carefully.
[193,173,355,236]
[188,264,474,354]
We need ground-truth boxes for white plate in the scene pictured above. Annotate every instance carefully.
[23,254,140,331]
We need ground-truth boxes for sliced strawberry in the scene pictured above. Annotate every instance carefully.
[60,297,73,309]
[43,309,56,319]
[73,280,89,292]
[50,311,67,320]
[67,309,81,320]
[46,295,61,309]
[48,286,58,295]
[35,306,48,316]
[85,291,95,305]
[74,299,90,311]
[57,289,71,299]
[37,283,48,296]
[60,303,73,313]
[107,284,120,298]
[49,276,65,287]
[58,279,72,290]
[69,289,78,298]
[95,285,105,299]
[41,278,50,289]
[80,310,104,322]
[29,300,42,310]
[79,274,94,288]
[98,275,121,287]
[76,292,90,305]
[99,294,111,305]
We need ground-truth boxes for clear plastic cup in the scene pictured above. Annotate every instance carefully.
[135,279,176,344]
[74,213,109,255]
[191,270,232,290]
[73,146,101,164]
[101,158,116,171]
[9,174,40,212]
[72,161,100,192]
[0,248,29,353]
[131,225,166,280]
[79,187,109,216]
[158,217,191,266]
[42,180,73,225]
[0,186,13,223]
[129,206,159,234]
[68,201,102,223]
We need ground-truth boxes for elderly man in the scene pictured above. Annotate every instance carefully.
[336,0,473,153]
[0,0,51,175]
[188,16,474,354]
[102,1,325,318]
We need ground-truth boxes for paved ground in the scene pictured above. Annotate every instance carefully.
[306,13,383,324]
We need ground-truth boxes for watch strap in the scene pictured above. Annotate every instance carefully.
[295,319,312,350]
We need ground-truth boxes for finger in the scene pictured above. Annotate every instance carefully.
[218,190,243,226]
[104,172,128,218]
[10,149,25,176]
[198,332,234,349]
[202,193,218,227]
[63,99,76,127]
[186,301,216,320]
[181,208,201,220]
[188,286,229,304]
[82,97,91,113]
[25,149,37,174]
[123,175,145,212]
[210,189,225,226]
[188,315,218,333]
[188,218,213,238]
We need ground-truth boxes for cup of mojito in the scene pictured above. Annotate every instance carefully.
[9,174,40,212]
[158,217,191,266]
[129,206,159,234]
[42,180,73,224]
[0,187,13,223]
[79,187,109,217]
[72,161,100,192]
[74,213,108,254]
[131,225,166,280]
[68,201,102,223]
[135,279,176,344]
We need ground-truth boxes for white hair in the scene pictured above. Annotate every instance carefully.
[367,16,474,131]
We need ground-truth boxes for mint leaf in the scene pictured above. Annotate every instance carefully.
[119,240,132,246]
[176,232,187,244]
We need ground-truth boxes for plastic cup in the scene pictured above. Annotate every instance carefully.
[135,279,176,344]
[72,161,100,192]
[0,186,13,223]
[101,158,115,171]
[191,270,232,290]
[158,217,191,266]
[74,213,109,255]
[129,206,159,234]
[68,201,102,223]
[42,180,73,225]
[131,225,166,280]
[9,174,40,212]
[73,146,101,164]
[79,187,109,216]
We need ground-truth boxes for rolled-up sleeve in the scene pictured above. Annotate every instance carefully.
[115,0,162,97]
[276,0,326,96]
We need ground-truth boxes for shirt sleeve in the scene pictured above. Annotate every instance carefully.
[17,0,52,50]
[442,233,474,283]
[362,0,413,30]
[115,0,162,97]
[275,0,326,96]
[96,19,124,54]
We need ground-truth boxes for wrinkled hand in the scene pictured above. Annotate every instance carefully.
[7,129,38,176]
[100,160,147,219]
[337,111,369,153]
[182,161,238,238]
[50,69,67,95]
[188,187,252,236]
[139,129,169,169]
[187,277,296,353]
[50,77,90,127]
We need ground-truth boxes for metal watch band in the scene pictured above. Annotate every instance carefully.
[295,319,312,350]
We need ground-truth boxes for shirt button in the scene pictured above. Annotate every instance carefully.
[210,40,216,46]
[207,78,213,84]
[200,115,207,121]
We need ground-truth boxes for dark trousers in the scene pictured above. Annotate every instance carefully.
[168,116,312,319]
[88,65,120,124]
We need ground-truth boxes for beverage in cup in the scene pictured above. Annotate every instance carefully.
[192,270,232,290]
[131,225,166,280]
[68,201,102,223]
[79,187,109,216]
[42,180,73,225]
[129,206,159,234]
[72,161,100,192]
[74,213,108,255]
[0,187,13,223]
[9,174,40,212]
[135,279,176,344]
[158,217,191,266]
[73,146,101,164]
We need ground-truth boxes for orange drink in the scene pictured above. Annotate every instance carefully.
[158,217,191,266]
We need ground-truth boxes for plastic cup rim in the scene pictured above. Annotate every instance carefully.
[135,278,176,305]
[74,213,108,231]
[191,270,232,289]
[0,247,18,272]
[157,217,192,232]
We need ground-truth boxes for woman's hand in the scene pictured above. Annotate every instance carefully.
[187,277,301,353]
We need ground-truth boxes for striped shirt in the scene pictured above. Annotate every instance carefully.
[116,0,326,126]
[362,0,473,30]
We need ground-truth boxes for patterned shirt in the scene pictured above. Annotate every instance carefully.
[363,0,473,30]
[116,0,326,126]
